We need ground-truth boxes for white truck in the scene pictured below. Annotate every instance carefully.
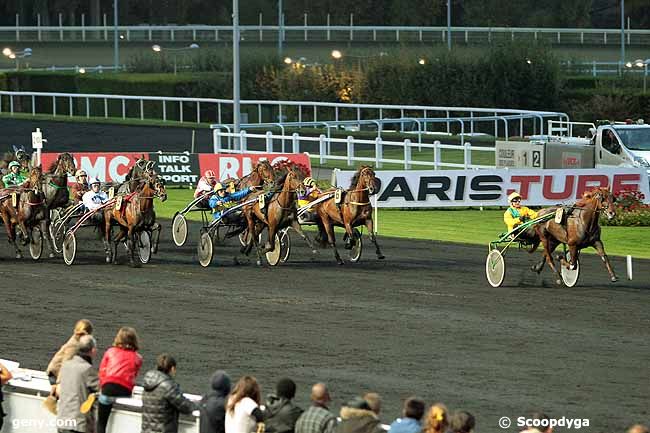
[496,119,650,177]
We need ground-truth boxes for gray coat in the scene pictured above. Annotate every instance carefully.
[57,355,99,433]
[141,370,198,433]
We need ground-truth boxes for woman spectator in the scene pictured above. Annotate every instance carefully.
[422,404,448,433]
[97,327,143,433]
[225,376,264,433]
[0,360,14,431]
[141,353,197,433]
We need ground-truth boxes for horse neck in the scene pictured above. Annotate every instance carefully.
[277,176,296,207]
[350,178,369,201]
[138,183,155,211]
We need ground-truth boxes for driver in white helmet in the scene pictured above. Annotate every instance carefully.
[82,177,109,212]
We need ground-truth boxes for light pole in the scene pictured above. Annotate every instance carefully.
[447,0,451,51]
[152,43,199,74]
[620,0,625,70]
[626,59,650,93]
[3,47,32,70]
[278,0,283,58]
[233,0,241,138]
[114,0,119,71]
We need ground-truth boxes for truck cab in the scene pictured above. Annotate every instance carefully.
[594,123,650,173]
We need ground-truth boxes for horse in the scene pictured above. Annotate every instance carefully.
[533,187,618,284]
[222,159,275,191]
[241,165,318,265]
[311,165,384,265]
[103,174,167,267]
[36,153,76,257]
[0,167,47,258]
[0,145,32,174]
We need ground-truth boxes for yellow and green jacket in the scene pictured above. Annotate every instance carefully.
[504,206,538,232]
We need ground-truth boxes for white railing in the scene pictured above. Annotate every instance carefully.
[0,64,124,73]
[212,129,496,170]
[0,90,568,137]
[1,23,650,45]
[561,60,650,77]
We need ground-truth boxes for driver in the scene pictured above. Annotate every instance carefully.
[82,177,109,212]
[3,161,27,188]
[504,191,537,233]
[297,177,322,223]
[70,169,89,203]
[208,182,257,221]
[195,170,217,198]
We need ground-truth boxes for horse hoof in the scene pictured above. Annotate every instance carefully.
[611,276,618,283]
[15,253,22,259]
[311,249,318,255]
[48,252,55,259]
[337,261,345,265]
[377,254,385,260]
[555,278,563,285]
[105,255,111,264]
[256,260,262,266]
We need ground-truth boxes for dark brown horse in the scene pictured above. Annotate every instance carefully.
[104,175,167,266]
[0,167,46,258]
[242,165,317,264]
[311,165,384,265]
[533,187,618,284]
[39,153,76,256]
[0,146,32,174]
[222,159,275,191]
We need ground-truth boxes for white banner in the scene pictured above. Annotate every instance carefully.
[336,168,650,208]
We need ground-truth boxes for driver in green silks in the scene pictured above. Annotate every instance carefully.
[504,191,538,233]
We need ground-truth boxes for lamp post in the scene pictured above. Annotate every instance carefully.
[3,47,32,70]
[114,0,119,71]
[626,58,650,93]
[152,43,199,74]
[233,0,241,138]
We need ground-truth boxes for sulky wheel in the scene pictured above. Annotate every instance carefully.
[348,228,363,263]
[485,248,506,287]
[63,231,77,266]
[265,233,283,266]
[29,226,44,260]
[198,231,214,268]
[171,212,188,247]
[137,231,152,264]
[561,251,580,288]
[279,228,291,263]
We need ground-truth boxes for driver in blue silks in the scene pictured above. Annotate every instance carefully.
[208,182,258,220]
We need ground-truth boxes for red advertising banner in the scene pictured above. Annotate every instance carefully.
[197,153,312,180]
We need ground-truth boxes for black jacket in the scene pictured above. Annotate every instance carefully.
[199,370,231,433]
[141,370,198,433]
[264,394,304,433]
[334,408,384,433]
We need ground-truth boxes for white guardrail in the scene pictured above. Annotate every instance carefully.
[1,23,650,45]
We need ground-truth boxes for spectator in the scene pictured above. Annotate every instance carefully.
[362,393,381,418]
[141,354,198,433]
[422,404,448,433]
[56,335,99,433]
[628,425,649,433]
[199,370,232,433]
[44,319,94,413]
[225,376,264,433]
[449,411,474,433]
[295,383,337,433]
[97,327,143,433]
[334,397,383,433]
[388,397,426,433]
[519,412,551,433]
[264,378,304,433]
[0,360,14,432]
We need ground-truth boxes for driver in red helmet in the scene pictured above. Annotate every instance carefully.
[195,170,218,207]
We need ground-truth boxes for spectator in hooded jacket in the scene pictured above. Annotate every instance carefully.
[56,335,99,433]
[295,383,337,433]
[388,397,426,433]
[199,370,232,433]
[264,378,303,433]
[334,397,383,433]
[362,393,381,418]
[0,360,14,432]
[97,327,143,433]
[141,353,198,433]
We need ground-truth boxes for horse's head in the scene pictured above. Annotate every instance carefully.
[352,165,379,195]
[16,149,31,169]
[282,166,306,196]
[57,153,76,176]
[29,166,44,191]
[255,159,275,185]
[590,187,616,220]
[153,176,167,202]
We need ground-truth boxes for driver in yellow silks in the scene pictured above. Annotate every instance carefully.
[297,177,321,223]
[503,191,538,233]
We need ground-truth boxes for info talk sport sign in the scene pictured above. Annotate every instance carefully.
[336,167,650,207]
[41,152,312,185]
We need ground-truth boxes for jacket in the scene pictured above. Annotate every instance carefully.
[208,187,253,211]
[82,190,109,212]
[47,336,80,380]
[195,177,215,198]
[199,371,231,433]
[3,172,26,187]
[57,355,99,433]
[334,408,384,433]
[70,182,89,202]
[387,418,421,433]
[503,206,538,232]
[141,369,198,433]
[264,395,303,433]
[99,347,142,391]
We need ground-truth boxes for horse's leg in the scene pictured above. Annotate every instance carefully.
[7,221,22,259]
[104,214,114,263]
[542,237,562,285]
[151,222,161,253]
[593,239,618,282]
[364,217,385,260]
[321,214,343,265]
[290,218,317,254]
[342,215,355,250]
[42,214,56,258]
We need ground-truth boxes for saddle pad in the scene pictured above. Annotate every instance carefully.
[554,208,564,224]
[115,195,123,211]
[12,192,17,207]
[258,194,266,209]
[334,188,343,204]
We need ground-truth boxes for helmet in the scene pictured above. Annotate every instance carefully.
[508,191,522,202]
[88,177,101,186]
[204,170,216,179]
[214,182,226,192]
[303,177,316,187]
[75,169,87,178]
[8,161,21,169]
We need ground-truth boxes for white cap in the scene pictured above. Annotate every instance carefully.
[88,177,101,185]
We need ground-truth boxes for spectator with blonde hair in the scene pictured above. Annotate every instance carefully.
[362,393,381,418]
[225,376,264,433]
[388,397,425,433]
[422,404,447,433]
[97,327,143,433]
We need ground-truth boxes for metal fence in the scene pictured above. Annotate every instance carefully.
[0,90,568,138]
[1,22,650,45]
[561,60,650,77]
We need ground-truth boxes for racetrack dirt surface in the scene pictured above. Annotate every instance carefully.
[1,220,648,432]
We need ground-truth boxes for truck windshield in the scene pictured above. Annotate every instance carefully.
[614,128,650,151]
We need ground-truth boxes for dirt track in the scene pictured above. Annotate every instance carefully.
[1,220,648,433]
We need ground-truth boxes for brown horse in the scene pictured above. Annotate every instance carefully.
[311,165,384,265]
[533,187,618,284]
[0,167,47,258]
[104,175,166,266]
[39,152,76,257]
[0,146,32,174]
[242,165,317,265]
[222,159,275,191]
